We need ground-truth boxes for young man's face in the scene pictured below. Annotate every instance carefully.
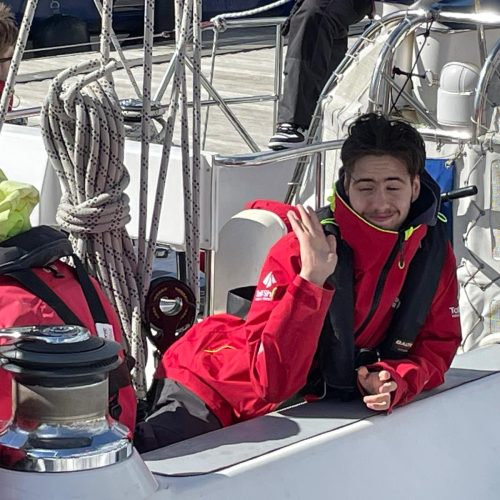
[346,154,421,231]
[0,45,13,82]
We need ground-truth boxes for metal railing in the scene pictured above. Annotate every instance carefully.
[213,127,481,216]
[473,36,500,140]
[152,16,287,152]
[283,8,500,204]
[9,14,288,150]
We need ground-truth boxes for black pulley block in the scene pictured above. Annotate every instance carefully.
[145,275,196,354]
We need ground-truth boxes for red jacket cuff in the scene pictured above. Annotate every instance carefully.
[292,275,335,306]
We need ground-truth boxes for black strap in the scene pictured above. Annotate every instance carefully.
[377,221,448,358]
[319,234,357,392]
[5,269,84,326]
[109,354,136,395]
[5,255,109,326]
[6,257,110,327]
[72,255,108,324]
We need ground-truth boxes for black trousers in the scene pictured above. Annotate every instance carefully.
[134,379,221,454]
[278,0,373,128]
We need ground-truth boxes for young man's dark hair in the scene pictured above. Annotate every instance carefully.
[341,113,426,181]
[0,3,18,55]
[0,3,18,102]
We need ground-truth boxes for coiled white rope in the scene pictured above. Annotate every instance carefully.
[36,0,156,397]
[39,59,147,396]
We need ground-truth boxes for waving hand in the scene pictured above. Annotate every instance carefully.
[287,205,338,287]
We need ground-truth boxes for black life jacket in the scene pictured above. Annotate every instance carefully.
[311,206,448,396]
[0,226,134,418]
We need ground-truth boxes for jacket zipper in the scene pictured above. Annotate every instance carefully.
[354,232,404,337]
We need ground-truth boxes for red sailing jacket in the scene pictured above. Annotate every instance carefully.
[0,260,137,433]
[159,188,461,427]
[0,80,13,111]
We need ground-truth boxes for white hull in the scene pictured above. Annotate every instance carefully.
[0,346,498,499]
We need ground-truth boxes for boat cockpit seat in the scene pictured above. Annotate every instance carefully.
[211,209,287,315]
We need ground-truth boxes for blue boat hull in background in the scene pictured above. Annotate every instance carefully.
[5,0,293,37]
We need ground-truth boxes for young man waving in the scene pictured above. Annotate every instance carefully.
[136,113,461,452]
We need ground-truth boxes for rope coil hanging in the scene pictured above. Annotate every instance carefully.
[40,60,147,396]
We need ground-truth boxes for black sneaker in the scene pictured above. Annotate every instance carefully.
[268,123,307,150]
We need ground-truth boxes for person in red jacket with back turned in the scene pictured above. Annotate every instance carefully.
[135,113,461,453]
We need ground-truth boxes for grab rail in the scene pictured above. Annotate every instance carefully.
[213,128,471,169]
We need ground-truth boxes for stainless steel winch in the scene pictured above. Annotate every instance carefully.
[0,325,132,472]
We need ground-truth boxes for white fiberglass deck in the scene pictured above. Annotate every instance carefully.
[139,345,500,500]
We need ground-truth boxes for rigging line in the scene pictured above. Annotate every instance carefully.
[201,27,220,150]
[464,150,485,186]
[176,0,198,303]
[137,0,156,315]
[93,0,143,99]
[389,18,434,115]
[211,0,292,30]
[100,0,112,64]
[191,0,202,307]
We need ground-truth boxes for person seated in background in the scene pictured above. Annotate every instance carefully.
[268,0,374,150]
[268,0,499,151]
[135,113,461,453]
[0,3,17,105]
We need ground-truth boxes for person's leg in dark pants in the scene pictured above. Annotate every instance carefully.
[134,379,222,454]
[269,0,372,149]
